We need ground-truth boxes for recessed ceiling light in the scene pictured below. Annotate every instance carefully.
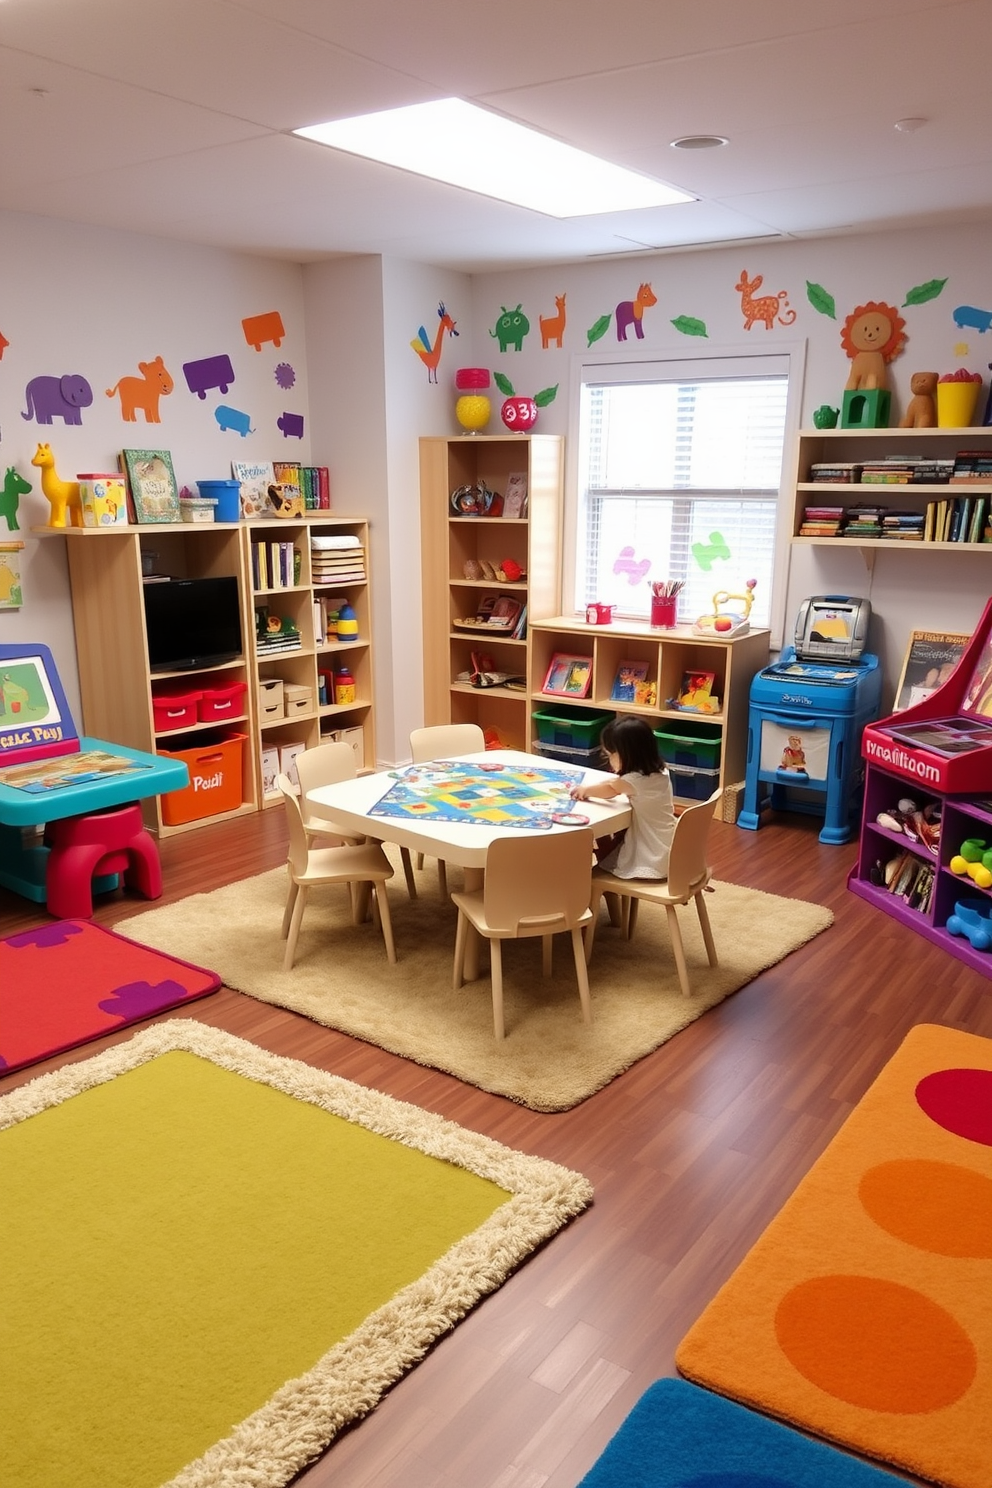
[670,134,728,150]
[894,117,927,133]
[294,100,696,218]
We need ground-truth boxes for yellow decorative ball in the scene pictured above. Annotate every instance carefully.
[455,394,491,432]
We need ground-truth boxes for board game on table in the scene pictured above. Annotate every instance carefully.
[369,759,586,829]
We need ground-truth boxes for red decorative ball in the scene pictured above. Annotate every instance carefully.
[455,367,491,390]
[500,395,538,431]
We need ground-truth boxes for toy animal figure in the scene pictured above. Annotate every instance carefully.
[31,442,83,528]
[898,371,938,428]
[841,302,907,391]
[539,294,567,349]
[105,356,174,423]
[0,468,31,531]
[616,284,657,341]
[412,301,459,383]
[735,270,797,331]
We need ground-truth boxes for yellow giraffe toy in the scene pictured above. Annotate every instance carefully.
[31,442,83,528]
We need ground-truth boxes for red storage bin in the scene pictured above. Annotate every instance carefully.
[152,687,202,733]
[197,680,248,723]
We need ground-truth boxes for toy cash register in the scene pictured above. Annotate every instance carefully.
[739,596,882,843]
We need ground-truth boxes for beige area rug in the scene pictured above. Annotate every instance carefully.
[121,855,833,1111]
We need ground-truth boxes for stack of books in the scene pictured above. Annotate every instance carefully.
[799,504,845,536]
[950,449,992,484]
[925,494,991,543]
[273,461,332,510]
[860,456,920,484]
[809,462,862,483]
[841,503,885,538]
[310,534,366,585]
[880,510,925,540]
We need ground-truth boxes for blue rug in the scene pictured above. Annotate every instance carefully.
[578,1379,902,1487]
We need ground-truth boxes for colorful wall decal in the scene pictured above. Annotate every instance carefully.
[587,314,612,346]
[242,310,285,351]
[274,361,295,390]
[0,330,8,360]
[692,532,732,571]
[1,469,31,532]
[616,283,657,341]
[953,304,992,333]
[105,357,174,423]
[214,405,255,437]
[903,278,947,307]
[489,304,529,353]
[492,374,557,431]
[539,294,567,349]
[183,354,235,399]
[736,270,796,330]
[841,302,907,390]
[411,301,459,383]
[21,374,93,426]
[0,542,24,608]
[612,546,651,584]
[807,281,837,318]
[672,315,708,337]
[277,411,304,439]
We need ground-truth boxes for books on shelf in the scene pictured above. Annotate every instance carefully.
[810,463,862,483]
[120,448,180,524]
[611,659,649,702]
[310,534,366,584]
[231,460,274,520]
[251,539,301,590]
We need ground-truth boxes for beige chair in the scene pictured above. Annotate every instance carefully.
[277,775,396,970]
[585,790,721,999]
[401,722,486,899]
[296,741,364,847]
[451,828,594,1040]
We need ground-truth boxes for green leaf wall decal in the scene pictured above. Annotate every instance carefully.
[806,281,836,318]
[587,315,612,346]
[671,315,708,338]
[534,384,559,407]
[493,372,515,396]
[903,278,948,306]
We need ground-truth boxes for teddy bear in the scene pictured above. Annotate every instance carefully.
[898,371,938,428]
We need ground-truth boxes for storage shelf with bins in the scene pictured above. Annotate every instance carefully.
[420,434,563,752]
[36,520,259,837]
[248,517,374,804]
[791,426,992,562]
[527,617,770,803]
[849,758,992,980]
[37,513,375,832]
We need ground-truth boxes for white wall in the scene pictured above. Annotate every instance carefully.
[0,209,308,721]
[468,223,992,709]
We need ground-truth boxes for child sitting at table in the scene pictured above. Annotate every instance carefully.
[570,715,675,879]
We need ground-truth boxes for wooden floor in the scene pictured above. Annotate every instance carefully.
[3,804,990,1488]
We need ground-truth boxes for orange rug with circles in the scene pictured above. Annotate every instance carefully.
[676,1022,992,1488]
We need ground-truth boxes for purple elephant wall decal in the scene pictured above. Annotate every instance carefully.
[21,374,94,425]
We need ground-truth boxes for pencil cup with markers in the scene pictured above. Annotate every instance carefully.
[650,579,682,629]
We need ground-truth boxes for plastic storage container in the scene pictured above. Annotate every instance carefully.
[158,731,246,824]
[532,707,613,749]
[654,720,723,771]
[668,762,721,802]
[152,688,202,733]
[196,479,242,523]
[533,740,604,769]
[198,679,248,723]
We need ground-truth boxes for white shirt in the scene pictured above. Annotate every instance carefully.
[599,769,675,879]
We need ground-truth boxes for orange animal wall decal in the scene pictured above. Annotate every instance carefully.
[539,293,567,349]
[411,301,459,383]
[106,356,174,423]
[735,270,797,330]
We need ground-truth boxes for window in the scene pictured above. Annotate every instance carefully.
[571,352,797,636]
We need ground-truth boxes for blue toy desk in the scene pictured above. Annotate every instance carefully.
[0,737,189,905]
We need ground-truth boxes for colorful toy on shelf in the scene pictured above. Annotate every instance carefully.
[30,443,82,528]
[1,467,31,532]
[453,368,491,433]
[946,898,992,951]
[950,836,992,888]
[898,371,938,429]
[875,797,941,852]
[812,404,839,429]
[493,373,557,431]
[936,367,983,428]
[692,579,756,637]
[335,601,358,642]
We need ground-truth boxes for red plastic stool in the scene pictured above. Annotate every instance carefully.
[45,803,163,919]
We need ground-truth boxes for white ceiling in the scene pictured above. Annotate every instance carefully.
[3,0,991,273]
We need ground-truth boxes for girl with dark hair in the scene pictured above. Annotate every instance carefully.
[570,714,675,878]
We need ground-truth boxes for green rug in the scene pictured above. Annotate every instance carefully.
[0,1020,592,1488]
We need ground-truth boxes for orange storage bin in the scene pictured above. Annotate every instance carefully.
[152,687,202,733]
[158,731,246,825]
[197,679,248,723]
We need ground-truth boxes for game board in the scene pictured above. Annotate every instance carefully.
[369,759,585,830]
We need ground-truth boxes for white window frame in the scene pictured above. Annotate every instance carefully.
[563,341,807,651]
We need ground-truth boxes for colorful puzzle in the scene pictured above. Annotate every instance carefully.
[369,759,584,830]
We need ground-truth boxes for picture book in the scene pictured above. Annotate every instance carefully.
[120,449,180,524]
[542,653,592,697]
[502,471,528,520]
[611,659,649,702]
[231,459,274,521]
[677,670,719,713]
[893,630,971,711]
